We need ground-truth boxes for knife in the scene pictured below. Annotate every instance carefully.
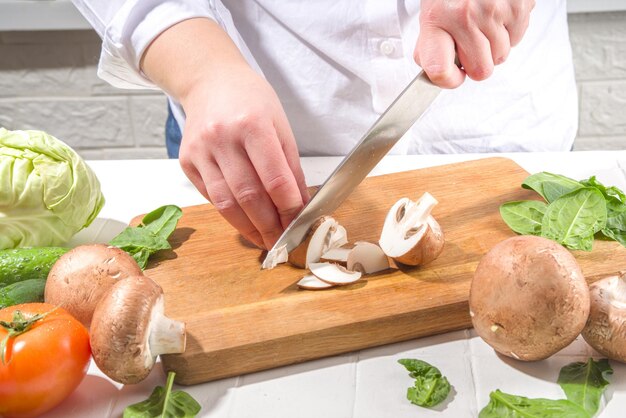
[262,70,441,268]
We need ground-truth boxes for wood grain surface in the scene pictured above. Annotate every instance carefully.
[136,157,625,385]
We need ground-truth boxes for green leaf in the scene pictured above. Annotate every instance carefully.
[123,372,201,418]
[478,390,591,418]
[557,358,613,416]
[407,375,451,407]
[581,176,626,207]
[398,359,451,408]
[142,205,183,237]
[500,201,547,235]
[110,205,183,269]
[522,172,583,203]
[541,188,607,251]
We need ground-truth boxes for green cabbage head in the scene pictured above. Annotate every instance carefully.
[0,128,105,249]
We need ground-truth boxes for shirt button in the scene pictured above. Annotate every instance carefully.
[379,40,395,56]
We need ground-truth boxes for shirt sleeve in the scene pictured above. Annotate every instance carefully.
[71,0,219,89]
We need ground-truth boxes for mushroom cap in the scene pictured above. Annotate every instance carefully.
[469,235,590,361]
[379,194,444,266]
[44,244,143,328]
[582,273,626,362]
[90,275,164,384]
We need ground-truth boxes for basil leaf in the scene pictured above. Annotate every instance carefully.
[522,172,584,203]
[541,188,607,251]
[398,359,451,408]
[479,390,590,418]
[500,201,547,235]
[110,205,183,269]
[557,358,613,416]
[123,372,201,418]
[142,205,183,238]
[407,375,451,407]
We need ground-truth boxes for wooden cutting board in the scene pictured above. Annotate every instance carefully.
[136,157,625,385]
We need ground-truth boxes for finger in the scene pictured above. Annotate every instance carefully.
[243,122,306,230]
[507,1,534,46]
[179,152,210,201]
[482,23,511,65]
[217,145,283,249]
[414,25,465,88]
[453,27,494,81]
[199,158,265,248]
[274,114,310,204]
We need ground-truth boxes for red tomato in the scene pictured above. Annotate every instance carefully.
[0,303,91,418]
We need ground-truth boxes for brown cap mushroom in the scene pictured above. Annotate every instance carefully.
[44,244,143,328]
[90,275,186,384]
[379,193,444,266]
[262,217,347,270]
[287,216,347,269]
[469,235,590,361]
[582,272,626,362]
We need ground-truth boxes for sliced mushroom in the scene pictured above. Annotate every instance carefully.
[379,193,444,266]
[297,274,336,290]
[582,272,626,362]
[346,241,390,274]
[320,246,352,265]
[261,244,289,270]
[470,235,590,361]
[287,216,347,269]
[309,262,362,285]
[44,244,143,328]
[90,275,186,384]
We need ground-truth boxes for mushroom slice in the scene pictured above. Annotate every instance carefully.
[44,244,143,328]
[262,244,288,270]
[379,193,444,266]
[287,217,347,269]
[320,246,352,265]
[347,242,390,274]
[90,275,186,384]
[582,272,626,362]
[309,262,362,285]
[297,274,336,290]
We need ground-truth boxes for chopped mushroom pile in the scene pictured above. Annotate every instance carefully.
[263,192,445,290]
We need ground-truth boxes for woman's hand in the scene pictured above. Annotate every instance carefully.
[179,66,309,249]
[414,0,536,88]
[142,18,309,249]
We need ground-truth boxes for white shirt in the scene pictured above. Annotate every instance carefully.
[72,0,578,155]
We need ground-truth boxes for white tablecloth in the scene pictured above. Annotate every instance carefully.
[43,151,626,418]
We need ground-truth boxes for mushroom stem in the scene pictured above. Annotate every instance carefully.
[148,298,186,358]
[403,193,438,227]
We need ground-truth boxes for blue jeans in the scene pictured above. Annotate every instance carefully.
[165,103,182,158]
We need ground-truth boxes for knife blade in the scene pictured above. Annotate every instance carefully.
[262,70,441,268]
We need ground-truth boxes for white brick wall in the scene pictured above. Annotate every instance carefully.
[0,30,168,160]
[0,12,624,159]
[569,12,626,150]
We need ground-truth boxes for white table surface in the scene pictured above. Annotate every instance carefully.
[43,151,626,418]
